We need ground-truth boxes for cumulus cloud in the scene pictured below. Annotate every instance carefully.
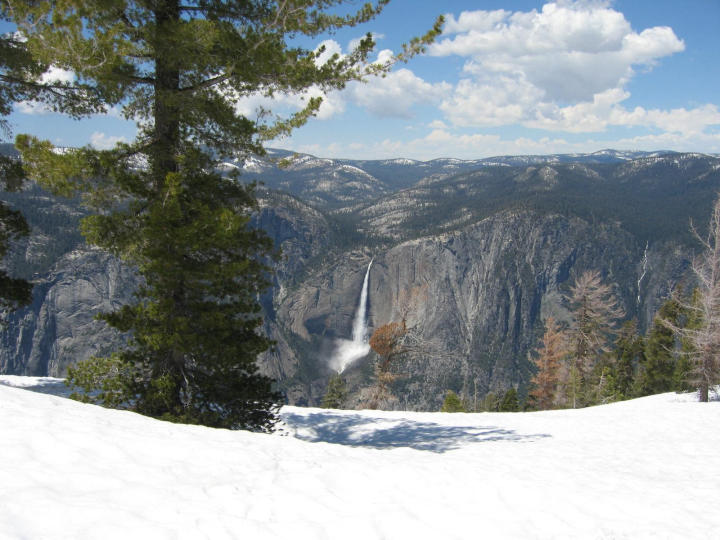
[15,100,50,115]
[234,85,346,123]
[441,76,543,127]
[346,69,451,118]
[233,40,448,124]
[90,131,128,150]
[38,66,75,85]
[15,66,77,115]
[525,90,720,135]
[430,1,689,131]
[348,33,385,53]
[314,39,344,67]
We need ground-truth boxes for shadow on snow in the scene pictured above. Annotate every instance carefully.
[281,410,551,453]
[0,378,73,398]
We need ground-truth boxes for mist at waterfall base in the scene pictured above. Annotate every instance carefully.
[329,260,373,373]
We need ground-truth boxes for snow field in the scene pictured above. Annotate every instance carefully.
[0,377,718,539]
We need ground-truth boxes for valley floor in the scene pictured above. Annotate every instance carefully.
[0,376,718,539]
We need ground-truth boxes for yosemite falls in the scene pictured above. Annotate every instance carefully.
[330,259,373,373]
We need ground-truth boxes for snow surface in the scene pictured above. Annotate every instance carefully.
[1,376,719,539]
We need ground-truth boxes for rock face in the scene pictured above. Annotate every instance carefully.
[0,248,138,376]
[0,191,331,380]
[272,211,690,410]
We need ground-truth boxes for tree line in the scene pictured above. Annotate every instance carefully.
[481,197,720,412]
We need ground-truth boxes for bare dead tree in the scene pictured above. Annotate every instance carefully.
[361,320,407,410]
[665,196,720,402]
[565,270,625,408]
[361,317,462,410]
[529,317,568,410]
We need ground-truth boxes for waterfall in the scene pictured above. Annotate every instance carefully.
[351,259,373,343]
[330,259,373,373]
[637,241,649,307]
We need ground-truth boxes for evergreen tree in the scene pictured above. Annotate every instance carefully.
[322,373,347,409]
[8,1,442,430]
[498,388,519,412]
[528,317,566,410]
[0,11,101,311]
[0,182,31,312]
[565,270,624,408]
[481,391,500,412]
[611,320,643,400]
[636,298,680,396]
[674,289,700,392]
[440,390,465,413]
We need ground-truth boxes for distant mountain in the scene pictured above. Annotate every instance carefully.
[230,148,680,207]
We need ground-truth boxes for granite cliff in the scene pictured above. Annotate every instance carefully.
[2,150,718,408]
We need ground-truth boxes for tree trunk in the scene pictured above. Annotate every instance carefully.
[152,0,183,409]
[699,381,709,402]
[152,0,181,191]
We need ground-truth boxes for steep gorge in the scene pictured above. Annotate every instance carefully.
[1,150,716,409]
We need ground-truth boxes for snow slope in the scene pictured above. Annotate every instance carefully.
[1,377,718,540]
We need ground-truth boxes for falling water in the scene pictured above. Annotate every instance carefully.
[330,259,373,373]
[637,241,649,307]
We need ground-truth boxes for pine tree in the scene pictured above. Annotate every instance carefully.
[565,270,624,408]
[0,181,31,312]
[481,391,500,412]
[611,320,643,400]
[636,298,680,396]
[8,1,442,429]
[498,388,519,412]
[322,373,347,409]
[0,12,101,311]
[529,317,566,410]
[440,390,465,413]
[674,289,700,392]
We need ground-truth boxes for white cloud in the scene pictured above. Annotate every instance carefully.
[234,41,447,123]
[373,48,394,66]
[283,125,720,161]
[314,39,344,67]
[617,104,720,135]
[441,76,543,127]
[15,66,77,115]
[90,131,128,150]
[234,85,346,123]
[15,100,51,115]
[39,66,75,85]
[431,1,688,129]
[348,33,385,53]
[525,90,720,135]
[346,69,451,118]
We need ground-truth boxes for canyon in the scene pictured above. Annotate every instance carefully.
[2,149,719,408]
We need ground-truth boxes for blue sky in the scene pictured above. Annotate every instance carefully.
[6,0,720,160]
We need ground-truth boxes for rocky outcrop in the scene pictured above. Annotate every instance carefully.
[0,248,137,376]
[0,192,331,382]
